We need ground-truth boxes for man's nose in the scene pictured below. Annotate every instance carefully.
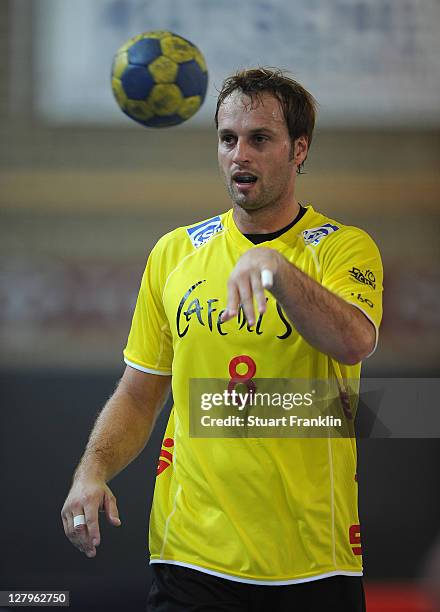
[232,138,251,164]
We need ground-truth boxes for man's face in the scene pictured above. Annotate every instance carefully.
[217,91,303,212]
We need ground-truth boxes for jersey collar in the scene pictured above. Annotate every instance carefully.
[224,205,315,251]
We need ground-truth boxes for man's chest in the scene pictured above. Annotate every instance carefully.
[163,242,319,345]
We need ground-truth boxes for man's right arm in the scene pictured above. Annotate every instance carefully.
[61,365,171,558]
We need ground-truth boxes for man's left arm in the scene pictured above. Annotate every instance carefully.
[221,232,383,365]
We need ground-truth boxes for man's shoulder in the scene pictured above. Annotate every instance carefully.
[155,211,228,252]
[301,207,347,248]
[302,206,377,251]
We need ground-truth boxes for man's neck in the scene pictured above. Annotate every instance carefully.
[232,199,301,235]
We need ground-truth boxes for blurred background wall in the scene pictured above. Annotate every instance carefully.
[0,1,439,610]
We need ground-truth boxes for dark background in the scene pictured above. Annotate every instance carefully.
[1,370,439,611]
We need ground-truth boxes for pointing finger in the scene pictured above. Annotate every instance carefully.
[72,511,96,558]
[237,279,255,326]
[66,509,88,555]
[261,269,273,289]
[84,503,101,553]
[251,272,267,316]
[222,280,240,322]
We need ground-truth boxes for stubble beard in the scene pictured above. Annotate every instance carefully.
[225,174,291,213]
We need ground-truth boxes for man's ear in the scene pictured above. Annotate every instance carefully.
[293,135,309,169]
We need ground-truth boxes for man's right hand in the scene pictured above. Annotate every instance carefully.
[61,478,121,558]
[60,367,171,559]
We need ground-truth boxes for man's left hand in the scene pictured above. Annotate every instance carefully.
[221,248,284,326]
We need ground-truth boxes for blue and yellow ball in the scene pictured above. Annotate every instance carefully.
[111,31,208,128]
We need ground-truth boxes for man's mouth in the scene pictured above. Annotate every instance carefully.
[232,172,258,184]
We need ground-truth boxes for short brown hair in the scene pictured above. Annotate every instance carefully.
[215,67,317,171]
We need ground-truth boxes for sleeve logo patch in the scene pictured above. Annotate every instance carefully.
[303,223,339,246]
[349,267,376,289]
[187,216,224,248]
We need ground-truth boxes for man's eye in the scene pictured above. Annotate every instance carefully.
[254,135,268,143]
[221,135,235,144]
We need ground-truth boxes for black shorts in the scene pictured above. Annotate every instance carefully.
[147,563,366,612]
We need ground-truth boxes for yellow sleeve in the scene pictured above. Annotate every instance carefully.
[320,227,383,356]
[123,240,173,374]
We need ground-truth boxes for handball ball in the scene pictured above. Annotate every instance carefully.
[111,30,208,128]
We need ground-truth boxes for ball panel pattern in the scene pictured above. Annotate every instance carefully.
[111,30,208,128]
[120,65,156,100]
[160,35,196,63]
[176,60,208,99]
[117,33,144,54]
[112,52,128,79]
[127,38,162,66]
[124,99,154,122]
[149,56,178,84]
[193,49,207,72]
[149,84,183,115]
[144,114,184,128]
[143,30,170,40]
[178,96,202,120]
[111,77,128,109]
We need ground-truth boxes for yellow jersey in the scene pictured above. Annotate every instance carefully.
[124,205,383,584]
